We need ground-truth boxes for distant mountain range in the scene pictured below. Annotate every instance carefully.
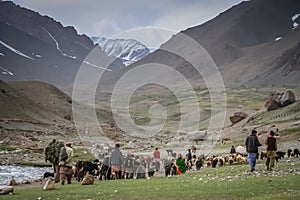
[0,0,300,91]
[109,0,300,87]
[0,1,123,92]
[91,37,150,66]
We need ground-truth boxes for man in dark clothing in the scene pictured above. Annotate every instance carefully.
[245,129,262,172]
[230,146,236,154]
[265,130,277,171]
[186,149,192,170]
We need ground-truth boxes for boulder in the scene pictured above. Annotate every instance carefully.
[279,90,296,107]
[229,112,248,125]
[0,186,14,195]
[265,91,296,111]
[235,146,247,155]
[265,97,279,111]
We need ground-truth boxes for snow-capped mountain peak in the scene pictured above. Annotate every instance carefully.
[91,37,150,66]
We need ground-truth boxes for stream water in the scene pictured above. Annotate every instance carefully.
[0,165,52,186]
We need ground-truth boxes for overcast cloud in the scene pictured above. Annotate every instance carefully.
[12,0,243,47]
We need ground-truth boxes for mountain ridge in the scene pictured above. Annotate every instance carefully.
[0,1,124,92]
[106,0,300,87]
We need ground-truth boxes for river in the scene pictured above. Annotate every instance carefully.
[0,165,52,186]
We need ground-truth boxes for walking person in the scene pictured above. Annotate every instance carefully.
[265,130,277,171]
[245,129,262,172]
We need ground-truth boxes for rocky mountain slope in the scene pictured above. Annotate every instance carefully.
[92,37,150,66]
[0,80,126,144]
[0,1,123,92]
[107,0,300,87]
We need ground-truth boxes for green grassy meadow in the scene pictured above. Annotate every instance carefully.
[100,87,300,138]
[2,159,300,200]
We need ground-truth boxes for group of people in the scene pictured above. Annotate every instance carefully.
[245,129,278,172]
[110,145,188,177]
[44,128,278,185]
[44,139,74,185]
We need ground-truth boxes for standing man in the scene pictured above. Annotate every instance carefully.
[59,142,74,185]
[230,146,236,154]
[265,130,277,171]
[44,139,65,183]
[186,149,192,170]
[153,148,161,172]
[245,129,262,172]
[110,144,123,179]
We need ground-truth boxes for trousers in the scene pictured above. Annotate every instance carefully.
[247,153,257,171]
[59,166,72,184]
[266,150,276,169]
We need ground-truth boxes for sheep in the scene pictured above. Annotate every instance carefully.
[228,156,234,165]
[294,149,300,157]
[43,178,55,190]
[236,154,247,164]
[195,157,203,170]
[211,157,218,168]
[287,149,293,157]
[218,157,225,167]
[81,174,95,185]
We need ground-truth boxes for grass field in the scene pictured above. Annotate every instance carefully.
[96,87,300,137]
[2,158,300,200]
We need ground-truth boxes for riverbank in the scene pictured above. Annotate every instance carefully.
[0,165,52,186]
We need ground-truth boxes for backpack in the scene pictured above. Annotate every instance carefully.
[44,140,65,164]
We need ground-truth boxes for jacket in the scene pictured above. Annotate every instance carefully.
[110,148,123,165]
[245,134,262,153]
[266,136,277,151]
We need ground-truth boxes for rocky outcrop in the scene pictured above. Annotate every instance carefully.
[229,112,248,125]
[0,186,14,195]
[265,91,296,111]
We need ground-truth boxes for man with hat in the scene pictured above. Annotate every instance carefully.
[59,141,74,185]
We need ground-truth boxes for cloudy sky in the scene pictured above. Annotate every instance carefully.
[12,0,243,48]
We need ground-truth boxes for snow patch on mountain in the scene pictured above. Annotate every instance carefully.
[274,37,282,41]
[42,27,76,59]
[83,61,112,72]
[91,37,150,66]
[292,13,300,29]
[0,40,34,60]
[0,67,13,76]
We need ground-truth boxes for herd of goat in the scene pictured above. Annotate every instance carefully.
[61,148,300,182]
